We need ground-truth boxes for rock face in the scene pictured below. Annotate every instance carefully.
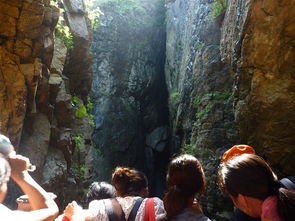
[165,0,237,217]
[90,0,169,195]
[0,0,93,209]
[63,0,93,96]
[220,0,295,176]
[0,0,58,147]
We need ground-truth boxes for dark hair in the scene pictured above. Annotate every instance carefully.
[163,154,206,220]
[86,181,115,204]
[111,167,148,197]
[218,154,295,221]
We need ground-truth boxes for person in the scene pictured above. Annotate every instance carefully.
[218,153,295,221]
[0,134,59,220]
[85,181,115,204]
[59,166,166,221]
[162,154,210,221]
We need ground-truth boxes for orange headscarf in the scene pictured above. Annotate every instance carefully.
[222,144,255,163]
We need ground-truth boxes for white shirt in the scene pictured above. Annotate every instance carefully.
[88,196,166,221]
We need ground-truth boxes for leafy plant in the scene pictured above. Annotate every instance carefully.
[73,163,86,179]
[208,0,227,19]
[86,97,94,110]
[195,106,212,120]
[170,92,181,108]
[55,23,74,49]
[72,96,79,105]
[72,135,84,151]
[88,114,95,128]
[181,144,197,155]
[72,96,95,127]
[75,104,87,118]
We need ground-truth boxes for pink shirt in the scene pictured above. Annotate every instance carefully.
[261,196,283,221]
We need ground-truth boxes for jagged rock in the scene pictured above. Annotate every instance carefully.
[19,59,43,114]
[50,38,67,75]
[64,0,89,40]
[14,39,33,62]
[18,1,45,39]
[42,147,67,186]
[0,47,27,146]
[41,147,68,207]
[220,0,295,175]
[19,113,51,180]
[0,1,19,37]
[62,0,92,96]
[165,0,237,217]
[54,81,73,128]
[91,0,169,196]
[146,126,168,152]
[63,0,85,15]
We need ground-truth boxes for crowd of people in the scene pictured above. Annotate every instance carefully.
[0,133,294,221]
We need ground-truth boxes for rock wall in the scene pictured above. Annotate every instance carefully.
[221,0,295,176]
[165,0,237,218]
[90,0,169,195]
[0,0,58,148]
[0,0,93,209]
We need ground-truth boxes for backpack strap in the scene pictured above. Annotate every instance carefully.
[127,197,144,221]
[104,198,126,221]
[280,177,295,191]
[144,198,155,221]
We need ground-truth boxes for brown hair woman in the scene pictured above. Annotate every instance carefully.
[162,154,211,221]
[218,153,295,221]
[59,166,166,221]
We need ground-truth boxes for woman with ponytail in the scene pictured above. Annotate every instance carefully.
[218,153,295,221]
[162,154,210,221]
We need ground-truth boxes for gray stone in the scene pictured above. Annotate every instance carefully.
[63,0,85,14]
[19,113,51,180]
[42,147,67,186]
[146,126,168,152]
[50,38,67,75]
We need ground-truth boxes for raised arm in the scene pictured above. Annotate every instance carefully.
[8,154,59,221]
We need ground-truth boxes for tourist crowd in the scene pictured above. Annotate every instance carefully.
[0,134,294,221]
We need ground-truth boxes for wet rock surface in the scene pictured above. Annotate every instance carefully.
[90,0,169,195]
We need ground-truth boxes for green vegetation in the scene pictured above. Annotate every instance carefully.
[52,0,74,50]
[72,135,84,151]
[195,42,205,50]
[55,23,74,50]
[75,104,87,118]
[181,144,215,159]
[208,0,227,19]
[72,96,95,127]
[195,106,212,120]
[72,163,86,179]
[193,91,232,121]
[169,92,181,108]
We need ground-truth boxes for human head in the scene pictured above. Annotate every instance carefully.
[164,154,206,219]
[86,181,115,203]
[0,134,14,157]
[0,156,11,202]
[0,134,13,202]
[111,167,148,197]
[218,154,278,216]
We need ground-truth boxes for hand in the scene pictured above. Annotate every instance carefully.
[64,201,82,220]
[9,154,31,181]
